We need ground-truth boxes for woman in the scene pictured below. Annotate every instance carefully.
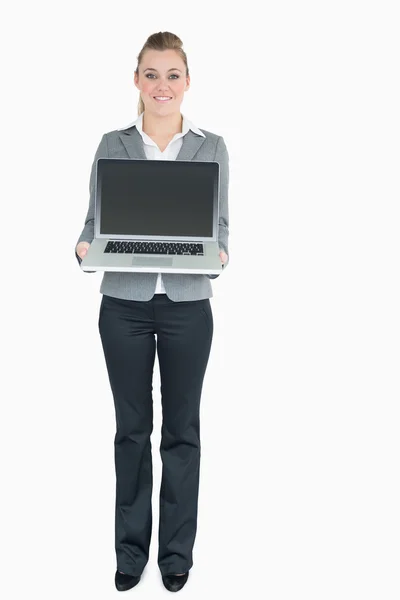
[75,31,229,593]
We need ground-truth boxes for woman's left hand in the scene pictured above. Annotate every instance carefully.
[219,250,228,264]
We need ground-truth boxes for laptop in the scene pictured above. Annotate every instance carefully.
[80,158,223,274]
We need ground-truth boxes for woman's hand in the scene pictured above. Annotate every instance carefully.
[76,241,90,260]
[219,250,228,265]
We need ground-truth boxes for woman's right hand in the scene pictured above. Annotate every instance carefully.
[76,241,90,260]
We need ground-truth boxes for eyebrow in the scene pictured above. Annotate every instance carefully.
[143,68,182,73]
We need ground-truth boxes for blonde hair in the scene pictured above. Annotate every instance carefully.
[135,31,189,115]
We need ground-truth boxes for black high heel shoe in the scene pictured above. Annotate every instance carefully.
[115,570,141,591]
[162,571,189,592]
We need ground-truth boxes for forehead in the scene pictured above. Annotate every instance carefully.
[140,49,185,71]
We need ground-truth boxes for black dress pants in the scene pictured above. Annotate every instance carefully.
[98,293,213,577]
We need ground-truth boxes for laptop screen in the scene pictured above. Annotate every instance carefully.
[95,159,219,240]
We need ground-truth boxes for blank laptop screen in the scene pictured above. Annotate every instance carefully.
[97,159,218,238]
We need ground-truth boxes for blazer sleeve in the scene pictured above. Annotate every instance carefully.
[207,135,230,279]
[75,133,109,267]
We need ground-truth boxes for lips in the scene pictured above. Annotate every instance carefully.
[153,96,172,102]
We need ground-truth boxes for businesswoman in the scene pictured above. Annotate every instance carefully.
[75,31,230,593]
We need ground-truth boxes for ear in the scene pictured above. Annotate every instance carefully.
[185,74,190,91]
[134,72,139,90]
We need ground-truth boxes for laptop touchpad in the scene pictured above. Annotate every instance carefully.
[132,256,174,267]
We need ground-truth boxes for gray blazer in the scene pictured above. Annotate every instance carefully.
[75,124,230,302]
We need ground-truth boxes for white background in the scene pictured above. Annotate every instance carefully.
[1,1,399,598]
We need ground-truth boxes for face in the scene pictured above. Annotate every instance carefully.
[134,49,190,115]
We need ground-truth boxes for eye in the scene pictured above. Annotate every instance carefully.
[145,73,180,79]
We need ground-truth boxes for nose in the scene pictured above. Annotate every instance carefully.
[157,76,170,91]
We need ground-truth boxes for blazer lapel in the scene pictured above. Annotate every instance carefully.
[118,127,206,161]
[118,128,147,159]
[175,130,206,160]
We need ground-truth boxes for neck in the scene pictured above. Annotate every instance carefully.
[142,111,183,136]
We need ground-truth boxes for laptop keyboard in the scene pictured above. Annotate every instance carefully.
[104,241,204,255]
